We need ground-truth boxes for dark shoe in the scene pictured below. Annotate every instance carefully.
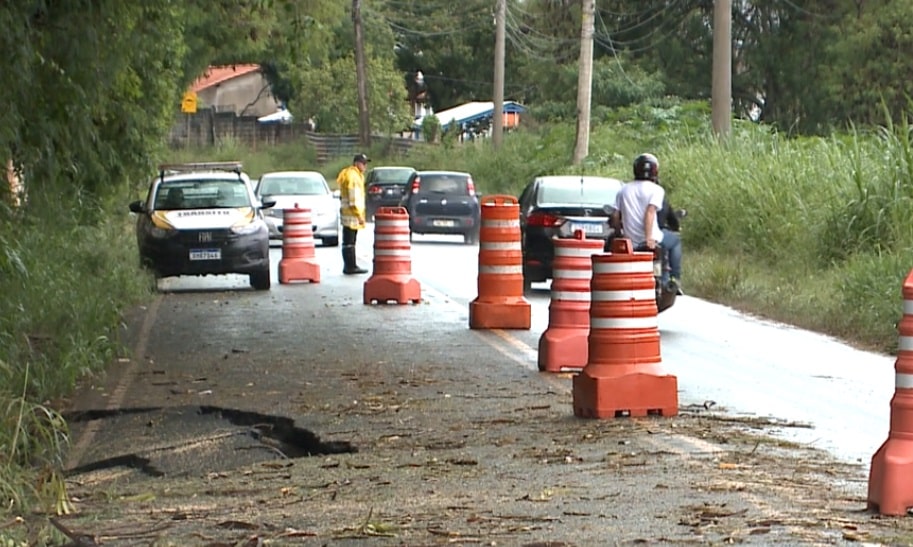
[342,245,368,274]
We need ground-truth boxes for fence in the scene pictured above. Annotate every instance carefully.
[168,108,421,164]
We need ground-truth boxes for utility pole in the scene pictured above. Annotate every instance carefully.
[353,0,371,147]
[711,0,732,137]
[492,0,506,149]
[572,0,595,165]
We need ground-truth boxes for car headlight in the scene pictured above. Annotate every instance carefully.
[231,219,265,235]
[145,224,177,239]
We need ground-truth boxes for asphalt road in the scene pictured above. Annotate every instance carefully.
[55,227,912,545]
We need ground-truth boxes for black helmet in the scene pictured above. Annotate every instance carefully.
[633,153,659,182]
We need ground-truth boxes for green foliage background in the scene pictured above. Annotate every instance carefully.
[5,0,913,542]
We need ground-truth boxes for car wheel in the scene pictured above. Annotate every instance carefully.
[249,267,271,291]
[523,274,532,294]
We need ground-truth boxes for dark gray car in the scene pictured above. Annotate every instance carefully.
[399,170,481,244]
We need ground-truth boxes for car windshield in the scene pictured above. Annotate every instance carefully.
[258,175,327,196]
[370,168,414,184]
[419,174,468,194]
[538,178,620,205]
[154,179,251,210]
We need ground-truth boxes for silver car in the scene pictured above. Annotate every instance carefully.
[255,171,341,247]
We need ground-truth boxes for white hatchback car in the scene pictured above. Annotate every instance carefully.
[255,171,341,247]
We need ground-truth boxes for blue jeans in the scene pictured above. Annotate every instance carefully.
[661,229,682,284]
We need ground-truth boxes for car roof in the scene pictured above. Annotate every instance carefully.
[416,170,471,176]
[371,166,415,171]
[534,175,623,186]
[259,171,326,178]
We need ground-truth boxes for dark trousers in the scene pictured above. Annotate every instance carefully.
[342,226,358,247]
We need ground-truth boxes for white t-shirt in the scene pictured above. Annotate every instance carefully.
[614,179,665,246]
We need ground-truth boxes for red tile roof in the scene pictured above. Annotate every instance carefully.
[190,64,261,93]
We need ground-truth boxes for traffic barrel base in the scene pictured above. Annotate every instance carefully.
[364,277,421,305]
[572,369,678,418]
[363,207,422,305]
[572,238,678,419]
[539,327,588,372]
[469,195,531,330]
[868,429,913,516]
[279,207,320,284]
[538,232,603,372]
[867,269,913,515]
[469,299,531,329]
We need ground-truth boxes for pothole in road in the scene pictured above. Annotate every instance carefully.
[64,405,356,479]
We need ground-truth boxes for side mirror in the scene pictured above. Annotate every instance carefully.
[129,200,144,213]
[261,199,277,209]
[332,189,341,199]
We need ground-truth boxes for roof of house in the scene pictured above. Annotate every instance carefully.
[414,101,526,130]
[190,64,261,93]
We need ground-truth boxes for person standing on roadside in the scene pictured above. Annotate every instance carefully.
[337,153,370,275]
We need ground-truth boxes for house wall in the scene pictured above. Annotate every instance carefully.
[196,73,280,117]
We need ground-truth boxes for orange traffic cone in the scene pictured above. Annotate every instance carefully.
[572,238,677,419]
[364,207,421,304]
[469,195,531,329]
[278,206,320,284]
[538,231,604,372]
[868,269,913,515]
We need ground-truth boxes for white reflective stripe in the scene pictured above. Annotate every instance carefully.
[482,219,520,228]
[905,300,913,315]
[375,234,410,241]
[593,261,653,274]
[551,291,591,301]
[591,316,658,329]
[479,265,523,275]
[283,236,314,245]
[592,289,655,302]
[899,336,913,352]
[376,219,410,228]
[553,269,591,280]
[284,213,312,221]
[480,241,521,251]
[555,246,602,258]
[898,373,913,389]
[374,249,411,257]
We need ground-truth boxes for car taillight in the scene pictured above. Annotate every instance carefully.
[368,185,383,195]
[526,212,564,227]
[466,177,476,196]
[410,176,421,194]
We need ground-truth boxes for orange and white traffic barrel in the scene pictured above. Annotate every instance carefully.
[278,205,320,284]
[469,194,531,329]
[538,231,604,372]
[868,269,913,515]
[572,238,677,418]
[364,207,421,304]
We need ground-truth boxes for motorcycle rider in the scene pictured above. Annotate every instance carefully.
[610,153,683,292]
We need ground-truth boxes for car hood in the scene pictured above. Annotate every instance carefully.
[267,195,336,213]
[154,208,254,230]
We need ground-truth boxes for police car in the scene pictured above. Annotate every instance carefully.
[128,162,275,290]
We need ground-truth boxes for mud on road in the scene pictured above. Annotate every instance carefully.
[48,273,913,546]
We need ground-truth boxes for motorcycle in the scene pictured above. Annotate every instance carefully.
[603,207,685,314]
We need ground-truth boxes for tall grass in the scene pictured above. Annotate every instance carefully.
[0,190,149,538]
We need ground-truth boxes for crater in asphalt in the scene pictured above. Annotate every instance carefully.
[64,405,356,478]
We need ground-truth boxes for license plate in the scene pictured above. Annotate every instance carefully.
[571,222,603,235]
[190,249,221,260]
[432,219,455,227]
